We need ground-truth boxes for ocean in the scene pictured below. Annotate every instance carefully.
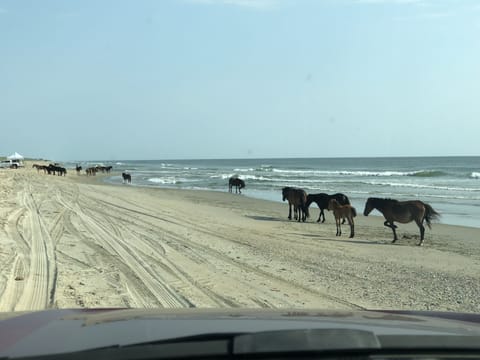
[77,157,480,228]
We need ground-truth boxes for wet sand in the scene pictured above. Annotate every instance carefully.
[0,163,479,312]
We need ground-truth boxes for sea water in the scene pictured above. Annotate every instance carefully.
[80,157,479,228]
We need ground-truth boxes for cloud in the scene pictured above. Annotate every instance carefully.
[187,0,280,10]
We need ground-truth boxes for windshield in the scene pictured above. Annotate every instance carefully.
[0,0,479,319]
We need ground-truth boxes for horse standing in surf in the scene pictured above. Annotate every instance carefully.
[228,176,245,194]
[122,172,132,184]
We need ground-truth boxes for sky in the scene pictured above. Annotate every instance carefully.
[1,0,479,161]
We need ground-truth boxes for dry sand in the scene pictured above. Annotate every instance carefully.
[0,163,479,313]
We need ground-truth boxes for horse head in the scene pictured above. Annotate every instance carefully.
[363,198,374,216]
[327,199,338,210]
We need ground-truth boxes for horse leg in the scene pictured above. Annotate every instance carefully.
[416,219,426,246]
[384,221,398,243]
[316,208,322,222]
[336,218,341,236]
[321,209,325,223]
[349,217,354,238]
[288,203,292,220]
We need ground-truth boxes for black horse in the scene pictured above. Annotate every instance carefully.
[122,172,132,184]
[76,165,82,175]
[228,177,245,194]
[306,193,351,223]
[47,164,67,176]
[282,187,309,222]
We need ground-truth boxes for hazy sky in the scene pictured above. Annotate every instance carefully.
[1,0,479,161]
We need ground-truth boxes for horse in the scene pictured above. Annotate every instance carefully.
[328,199,356,238]
[306,193,351,223]
[76,165,82,175]
[46,164,66,176]
[228,177,245,194]
[86,167,97,176]
[363,197,440,246]
[282,187,309,222]
[32,164,48,174]
[122,172,132,184]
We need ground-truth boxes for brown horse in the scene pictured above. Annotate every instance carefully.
[363,197,440,246]
[228,177,245,194]
[328,199,356,238]
[306,193,351,223]
[282,187,309,222]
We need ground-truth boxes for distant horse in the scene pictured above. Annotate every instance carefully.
[328,199,356,238]
[282,187,309,222]
[86,167,97,176]
[47,164,66,176]
[228,177,245,194]
[363,197,440,246]
[306,193,351,223]
[76,165,82,175]
[122,172,132,184]
[32,164,48,174]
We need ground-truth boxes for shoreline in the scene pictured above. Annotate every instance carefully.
[101,172,480,230]
[0,164,479,312]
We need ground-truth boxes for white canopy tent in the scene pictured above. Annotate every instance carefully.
[7,152,24,161]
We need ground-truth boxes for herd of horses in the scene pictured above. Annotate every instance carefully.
[32,163,67,176]
[30,167,440,246]
[85,165,112,176]
[282,186,440,246]
[231,177,440,246]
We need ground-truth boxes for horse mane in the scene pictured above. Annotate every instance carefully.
[370,197,399,205]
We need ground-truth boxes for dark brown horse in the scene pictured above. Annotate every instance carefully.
[328,199,356,238]
[228,177,245,194]
[282,187,309,222]
[122,172,132,184]
[363,197,440,246]
[306,193,351,223]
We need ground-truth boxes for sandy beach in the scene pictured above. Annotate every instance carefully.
[0,163,479,313]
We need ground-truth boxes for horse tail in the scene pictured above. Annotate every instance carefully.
[424,203,440,229]
[304,202,310,219]
[351,206,357,218]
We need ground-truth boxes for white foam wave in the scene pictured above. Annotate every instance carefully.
[365,181,479,192]
[471,172,480,179]
[271,168,421,177]
[148,177,178,185]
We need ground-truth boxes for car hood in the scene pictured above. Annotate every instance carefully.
[1,308,480,358]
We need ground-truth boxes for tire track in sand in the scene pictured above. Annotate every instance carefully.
[14,187,57,310]
[56,191,192,308]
